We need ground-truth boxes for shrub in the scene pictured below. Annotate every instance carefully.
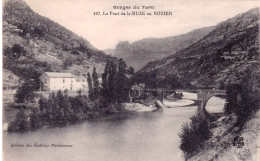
[63,57,74,69]
[179,112,212,159]
[173,92,183,99]
[224,84,241,114]
[8,110,30,132]
[15,81,38,103]
[29,108,41,129]
[4,44,26,59]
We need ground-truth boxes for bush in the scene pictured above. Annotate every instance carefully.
[8,110,30,132]
[179,112,212,159]
[4,44,26,59]
[29,108,41,129]
[173,92,183,99]
[224,84,241,114]
[15,81,39,103]
[63,57,74,69]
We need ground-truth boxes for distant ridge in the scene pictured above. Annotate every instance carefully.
[114,26,215,71]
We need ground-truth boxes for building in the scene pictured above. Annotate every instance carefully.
[40,72,88,91]
[40,72,74,91]
[73,76,88,91]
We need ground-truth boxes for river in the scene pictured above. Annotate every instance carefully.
[3,93,226,161]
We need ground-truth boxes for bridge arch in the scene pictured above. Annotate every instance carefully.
[197,90,226,111]
[204,95,226,113]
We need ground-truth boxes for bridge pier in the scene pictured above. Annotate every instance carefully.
[157,90,164,103]
[197,99,204,111]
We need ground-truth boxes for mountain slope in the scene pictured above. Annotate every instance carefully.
[3,0,110,86]
[134,8,260,89]
[114,26,215,71]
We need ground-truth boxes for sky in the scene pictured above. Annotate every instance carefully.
[23,0,259,50]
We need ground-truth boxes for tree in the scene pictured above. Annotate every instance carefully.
[4,44,26,60]
[92,67,100,100]
[63,57,74,69]
[61,91,73,122]
[33,27,45,38]
[101,60,110,105]
[87,72,94,100]
[116,59,127,103]
[224,84,241,114]
[8,110,30,132]
[179,112,211,159]
[15,81,37,103]
[47,92,59,121]
[38,96,48,114]
[101,58,130,105]
[108,60,117,103]
[128,66,134,75]
[130,72,158,89]
[29,108,41,129]
[69,94,89,120]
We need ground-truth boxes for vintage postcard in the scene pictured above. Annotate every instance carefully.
[2,0,260,161]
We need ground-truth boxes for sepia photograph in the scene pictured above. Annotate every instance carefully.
[2,0,260,161]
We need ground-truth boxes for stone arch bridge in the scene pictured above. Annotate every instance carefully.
[130,89,226,111]
[196,90,226,111]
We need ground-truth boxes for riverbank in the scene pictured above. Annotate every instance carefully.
[4,99,159,132]
[188,111,260,161]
